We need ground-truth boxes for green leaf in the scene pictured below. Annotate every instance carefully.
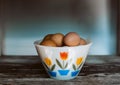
[51,64,56,71]
[77,63,83,69]
[56,59,63,69]
[64,63,68,69]
[73,64,76,70]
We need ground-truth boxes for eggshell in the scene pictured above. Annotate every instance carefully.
[40,39,57,47]
[51,33,64,46]
[80,38,87,45]
[43,34,53,40]
[63,32,81,46]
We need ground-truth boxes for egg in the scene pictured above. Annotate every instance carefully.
[63,32,81,46]
[40,39,57,47]
[43,34,53,40]
[80,38,87,45]
[51,33,64,47]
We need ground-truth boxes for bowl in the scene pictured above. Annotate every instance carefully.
[34,40,92,80]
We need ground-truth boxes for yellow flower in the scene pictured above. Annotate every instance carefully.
[76,57,83,66]
[60,52,68,60]
[44,57,52,67]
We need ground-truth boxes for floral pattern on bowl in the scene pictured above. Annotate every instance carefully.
[34,40,92,80]
[43,57,56,77]
[71,57,83,77]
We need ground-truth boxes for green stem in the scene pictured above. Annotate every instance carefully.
[63,60,64,69]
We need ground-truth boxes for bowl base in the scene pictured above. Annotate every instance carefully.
[50,76,77,80]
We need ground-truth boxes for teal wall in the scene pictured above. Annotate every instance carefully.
[3,0,117,55]
[4,15,116,55]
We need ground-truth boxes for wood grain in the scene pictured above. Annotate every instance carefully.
[0,56,120,85]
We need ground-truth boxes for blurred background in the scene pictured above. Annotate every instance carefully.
[0,0,117,55]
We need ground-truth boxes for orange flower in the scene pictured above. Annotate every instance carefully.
[60,52,68,60]
[76,57,83,66]
[44,57,52,67]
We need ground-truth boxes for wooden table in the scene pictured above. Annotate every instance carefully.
[0,56,120,85]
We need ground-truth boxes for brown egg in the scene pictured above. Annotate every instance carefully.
[51,33,64,47]
[80,38,87,45]
[63,32,81,46]
[43,34,53,40]
[40,39,57,47]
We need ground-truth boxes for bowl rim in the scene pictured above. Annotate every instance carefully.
[34,39,92,48]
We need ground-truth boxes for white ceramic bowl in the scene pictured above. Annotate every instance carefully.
[34,40,92,80]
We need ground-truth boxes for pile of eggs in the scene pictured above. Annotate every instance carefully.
[40,32,87,47]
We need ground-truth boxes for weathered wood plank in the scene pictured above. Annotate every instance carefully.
[0,56,120,85]
[0,73,120,85]
[0,56,120,76]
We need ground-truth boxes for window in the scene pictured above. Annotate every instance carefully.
[0,0,118,56]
